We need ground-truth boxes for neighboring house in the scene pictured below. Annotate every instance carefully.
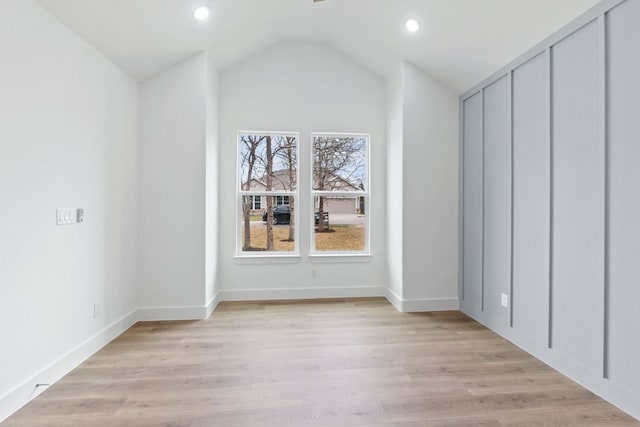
[244,170,362,215]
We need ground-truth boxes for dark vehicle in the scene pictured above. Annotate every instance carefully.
[262,205,329,226]
[315,211,329,226]
[262,205,290,224]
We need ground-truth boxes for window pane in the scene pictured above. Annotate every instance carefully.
[240,195,295,252]
[313,196,366,252]
[275,195,290,206]
[312,135,367,191]
[252,196,261,210]
[238,132,298,254]
[240,134,297,191]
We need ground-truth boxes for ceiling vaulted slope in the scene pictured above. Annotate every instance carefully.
[36,0,600,93]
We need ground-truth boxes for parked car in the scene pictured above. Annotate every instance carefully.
[262,205,290,224]
[261,205,329,226]
[315,211,329,227]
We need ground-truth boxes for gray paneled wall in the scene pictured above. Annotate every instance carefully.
[461,93,483,318]
[551,19,605,374]
[482,76,511,328]
[459,0,640,420]
[607,0,640,393]
[512,51,550,347]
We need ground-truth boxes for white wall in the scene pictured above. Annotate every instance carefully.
[0,0,139,420]
[385,65,404,301]
[218,42,387,298]
[205,55,220,308]
[385,62,459,310]
[401,63,459,306]
[138,53,209,317]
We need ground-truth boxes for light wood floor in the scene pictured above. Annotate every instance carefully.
[4,298,639,426]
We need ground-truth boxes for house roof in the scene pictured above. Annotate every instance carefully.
[246,170,362,192]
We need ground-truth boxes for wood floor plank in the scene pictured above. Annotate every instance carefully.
[3,298,638,426]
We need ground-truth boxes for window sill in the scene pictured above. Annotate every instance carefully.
[234,255,301,265]
[308,253,372,264]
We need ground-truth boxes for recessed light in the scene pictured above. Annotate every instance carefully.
[405,18,420,32]
[193,5,211,21]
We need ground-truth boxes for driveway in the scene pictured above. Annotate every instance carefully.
[328,214,365,225]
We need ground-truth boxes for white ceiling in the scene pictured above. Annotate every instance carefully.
[36,0,601,93]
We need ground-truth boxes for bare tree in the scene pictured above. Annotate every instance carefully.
[274,135,297,242]
[313,136,366,232]
[241,133,298,251]
[265,136,274,251]
[240,135,265,250]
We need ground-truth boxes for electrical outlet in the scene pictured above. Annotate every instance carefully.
[93,303,102,319]
[501,293,509,308]
[311,269,317,278]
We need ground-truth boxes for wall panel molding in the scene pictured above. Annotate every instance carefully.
[459,0,639,421]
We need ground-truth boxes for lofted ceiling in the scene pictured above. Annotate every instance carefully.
[36,0,601,93]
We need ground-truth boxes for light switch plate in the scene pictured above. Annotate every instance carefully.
[501,293,509,308]
[56,208,76,225]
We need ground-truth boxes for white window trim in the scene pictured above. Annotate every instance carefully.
[236,131,300,256]
[309,132,371,256]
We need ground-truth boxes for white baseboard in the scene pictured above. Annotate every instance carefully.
[384,288,459,312]
[217,286,386,302]
[384,288,404,311]
[0,309,137,423]
[136,293,222,321]
[205,292,221,318]
[402,297,459,312]
[136,305,209,321]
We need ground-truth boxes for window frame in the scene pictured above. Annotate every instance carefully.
[309,132,371,256]
[236,131,300,257]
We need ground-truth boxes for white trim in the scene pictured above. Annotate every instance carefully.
[311,191,367,197]
[383,288,460,313]
[218,286,385,302]
[205,292,221,319]
[402,297,460,312]
[236,131,300,256]
[384,287,404,312]
[308,253,372,263]
[234,255,301,264]
[0,309,137,423]
[239,190,297,196]
[310,132,371,256]
[137,304,210,321]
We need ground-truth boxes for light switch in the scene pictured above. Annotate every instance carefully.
[56,208,77,225]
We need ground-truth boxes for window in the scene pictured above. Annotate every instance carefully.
[275,195,290,206]
[238,132,298,254]
[312,134,369,253]
[249,195,261,210]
